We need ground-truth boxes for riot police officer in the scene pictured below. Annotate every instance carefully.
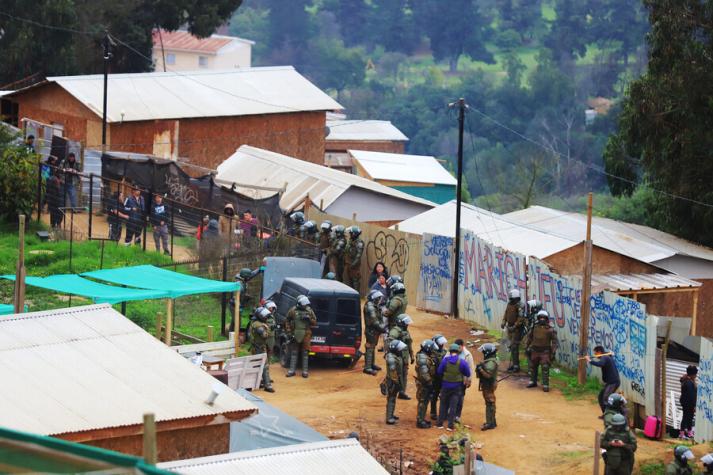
[600,414,637,475]
[363,290,386,375]
[344,226,364,292]
[319,221,332,276]
[430,334,448,421]
[249,307,275,393]
[415,339,437,428]
[476,343,498,431]
[388,314,414,400]
[285,295,317,378]
[383,282,407,329]
[526,310,558,392]
[329,225,346,281]
[501,289,526,372]
[384,339,406,425]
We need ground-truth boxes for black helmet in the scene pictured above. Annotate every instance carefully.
[320,220,332,232]
[479,343,497,359]
[607,393,626,409]
[296,295,310,308]
[396,314,413,329]
[390,282,406,295]
[254,307,270,321]
[349,225,362,238]
[389,339,407,354]
[674,445,694,464]
[289,211,305,225]
[432,334,447,350]
[367,289,384,305]
[302,220,317,235]
[610,413,627,429]
[387,275,403,287]
[333,224,345,236]
[420,339,437,354]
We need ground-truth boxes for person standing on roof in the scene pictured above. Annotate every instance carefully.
[343,226,364,293]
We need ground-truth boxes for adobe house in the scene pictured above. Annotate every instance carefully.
[0,304,255,462]
[4,67,342,170]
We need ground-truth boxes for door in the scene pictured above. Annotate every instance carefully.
[309,296,331,346]
[328,297,360,350]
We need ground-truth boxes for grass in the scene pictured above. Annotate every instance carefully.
[0,220,236,340]
[639,462,665,475]
[517,355,602,400]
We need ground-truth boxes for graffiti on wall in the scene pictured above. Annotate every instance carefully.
[457,230,527,329]
[528,257,654,409]
[367,230,410,275]
[416,234,454,313]
[696,338,713,442]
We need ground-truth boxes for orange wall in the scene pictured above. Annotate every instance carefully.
[546,243,660,275]
[327,140,406,154]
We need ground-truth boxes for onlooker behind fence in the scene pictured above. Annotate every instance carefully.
[41,155,58,212]
[123,188,145,246]
[585,345,620,416]
[368,262,389,288]
[199,218,222,276]
[151,194,170,255]
[60,152,80,209]
[240,208,258,238]
[679,365,698,439]
[46,167,63,229]
[107,191,128,241]
[220,203,236,235]
[25,134,35,153]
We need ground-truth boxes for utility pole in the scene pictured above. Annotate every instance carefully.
[101,31,113,151]
[13,215,26,314]
[449,98,467,319]
[578,192,593,384]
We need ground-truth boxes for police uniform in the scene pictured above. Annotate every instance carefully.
[430,346,447,420]
[600,425,637,475]
[388,325,413,398]
[343,236,364,292]
[415,350,435,426]
[526,318,558,391]
[285,304,317,377]
[319,229,331,277]
[501,299,526,371]
[362,300,384,374]
[385,351,404,424]
[328,233,346,282]
[249,319,274,391]
[477,354,498,429]
[384,293,407,329]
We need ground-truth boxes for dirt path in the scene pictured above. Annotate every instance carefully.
[260,306,669,474]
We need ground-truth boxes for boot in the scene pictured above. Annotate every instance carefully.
[372,363,382,371]
[417,420,432,429]
[542,365,550,392]
[263,365,274,392]
[301,350,309,378]
[386,398,397,424]
[511,347,520,372]
[398,392,411,400]
[363,348,376,375]
[527,365,538,387]
[481,403,497,431]
[286,350,298,377]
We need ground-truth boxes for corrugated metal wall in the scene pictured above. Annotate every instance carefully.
[665,358,689,428]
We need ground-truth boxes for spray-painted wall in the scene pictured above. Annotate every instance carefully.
[416,233,454,314]
[457,230,527,330]
[528,257,656,412]
[696,338,713,442]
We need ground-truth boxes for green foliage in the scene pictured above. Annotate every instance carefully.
[604,0,713,246]
[639,462,665,475]
[0,133,38,221]
[302,38,366,93]
[228,4,271,60]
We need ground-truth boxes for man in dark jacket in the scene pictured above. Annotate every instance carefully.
[107,191,128,241]
[436,343,471,430]
[150,194,170,255]
[586,345,620,414]
[60,152,80,208]
[123,188,145,246]
[679,365,698,439]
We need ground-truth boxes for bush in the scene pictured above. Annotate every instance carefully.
[0,131,38,221]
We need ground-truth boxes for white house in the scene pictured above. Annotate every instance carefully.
[152,29,254,71]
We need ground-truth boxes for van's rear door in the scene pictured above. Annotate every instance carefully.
[308,296,331,346]
[328,297,360,353]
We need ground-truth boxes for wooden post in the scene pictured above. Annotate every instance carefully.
[593,430,601,475]
[319,199,324,211]
[207,325,214,342]
[578,192,593,385]
[13,215,26,314]
[660,319,673,440]
[463,439,472,475]
[304,194,311,215]
[691,289,699,336]
[352,212,357,223]
[142,413,157,465]
[234,287,241,355]
[155,312,163,340]
[164,299,174,345]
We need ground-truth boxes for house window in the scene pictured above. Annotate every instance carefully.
[166,53,176,65]
[198,56,208,67]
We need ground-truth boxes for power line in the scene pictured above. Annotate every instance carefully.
[0,11,99,36]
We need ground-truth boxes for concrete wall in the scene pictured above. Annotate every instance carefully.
[545,243,661,275]
[326,140,405,154]
[80,423,229,463]
[153,43,251,72]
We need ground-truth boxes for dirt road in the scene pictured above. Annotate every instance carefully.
[261,306,669,474]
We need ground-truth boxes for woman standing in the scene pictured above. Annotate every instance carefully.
[679,365,698,439]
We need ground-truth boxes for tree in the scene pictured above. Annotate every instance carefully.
[323,0,370,47]
[0,0,244,84]
[301,39,366,96]
[369,0,419,55]
[499,0,543,44]
[0,127,38,220]
[603,0,713,245]
[265,0,312,54]
[413,0,494,72]
[228,4,271,62]
[544,0,592,72]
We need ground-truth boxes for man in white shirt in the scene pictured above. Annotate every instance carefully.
[455,338,474,422]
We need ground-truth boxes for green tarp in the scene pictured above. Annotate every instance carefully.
[0,274,170,304]
[83,265,239,298]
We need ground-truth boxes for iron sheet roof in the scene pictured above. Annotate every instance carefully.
[326,120,408,142]
[215,145,435,211]
[348,150,457,186]
[12,67,341,122]
[158,439,388,475]
[591,273,702,293]
[0,304,255,436]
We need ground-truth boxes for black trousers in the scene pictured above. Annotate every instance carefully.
[598,382,620,413]
[681,406,695,432]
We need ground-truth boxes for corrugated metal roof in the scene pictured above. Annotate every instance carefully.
[591,273,702,293]
[394,200,578,258]
[152,30,253,54]
[158,439,388,475]
[0,90,14,97]
[326,120,408,142]
[349,150,457,186]
[504,206,713,264]
[0,304,255,436]
[11,67,341,122]
[215,145,435,211]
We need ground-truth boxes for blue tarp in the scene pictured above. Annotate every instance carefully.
[82,265,239,298]
[230,389,327,452]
